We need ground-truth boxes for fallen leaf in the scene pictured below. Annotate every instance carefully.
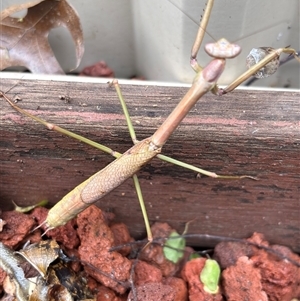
[0,0,84,74]
[0,0,44,20]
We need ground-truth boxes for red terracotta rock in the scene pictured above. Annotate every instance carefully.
[111,223,134,256]
[251,245,300,301]
[247,232,268,246]
[96,285,124,301]
[76,205,131,294]
[139,222,180,277]
[163,276,188,301]
[133,260,162,286]
[87,277,125,301]
[30,207,79,249]
[1,209,299,301]
[244,232,300,300]
[20,228,42,245]
[0,211,35,248]
[102,211,116,224]
[87,276,99,291]
[181,257,223,301]
[79,61,114,78]
[127,282,175,301]
[222,256,268,301]
[213,241,254,269]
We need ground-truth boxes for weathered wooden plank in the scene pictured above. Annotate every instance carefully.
[0,76,299,251]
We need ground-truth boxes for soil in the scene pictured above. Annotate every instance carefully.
[0,205,299,301]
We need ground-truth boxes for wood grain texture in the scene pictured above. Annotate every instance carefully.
[0,77,299,251]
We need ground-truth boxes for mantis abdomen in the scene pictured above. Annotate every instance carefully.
[45,137,161,229]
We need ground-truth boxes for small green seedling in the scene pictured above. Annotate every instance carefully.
[163,220,195,263]
[200,259,221,294]
[163,231,186,263]
[13,200,48,213]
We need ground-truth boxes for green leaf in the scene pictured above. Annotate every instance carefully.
[163,231,186,263]
[200,259,220,294]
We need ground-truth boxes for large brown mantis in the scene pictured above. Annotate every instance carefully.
[1,0,299,242]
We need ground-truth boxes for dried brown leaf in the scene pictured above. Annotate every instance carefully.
[0,0,44,21]
[0,0,84,74]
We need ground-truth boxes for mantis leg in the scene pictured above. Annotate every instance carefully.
[0,90,121,158]
[190,0,214,73]
[157,154,256,180]
[112,79,138,144]
[112,79,256,181]
[188,0,300,95]
[221,47,300,94]
[132,174,152,241]
[112,80,153,240]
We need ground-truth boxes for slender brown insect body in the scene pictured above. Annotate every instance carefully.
[44,55,225,231]
[45,137,161,229]
[2,40,249,236]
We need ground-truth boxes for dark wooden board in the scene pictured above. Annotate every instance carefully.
[0,76,299,251]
